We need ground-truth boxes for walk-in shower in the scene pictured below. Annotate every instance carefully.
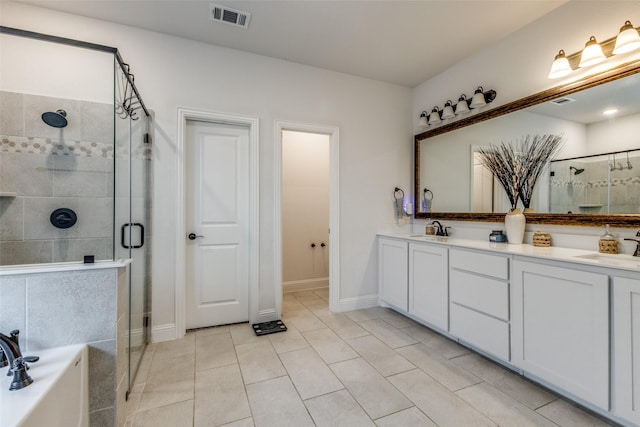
[0,25,152,421]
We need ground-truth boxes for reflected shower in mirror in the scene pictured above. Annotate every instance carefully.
[549,149,640,214]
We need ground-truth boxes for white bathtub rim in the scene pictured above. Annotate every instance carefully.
[0,343,88,427]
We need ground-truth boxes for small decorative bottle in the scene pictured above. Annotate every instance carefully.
[598,224,619,254]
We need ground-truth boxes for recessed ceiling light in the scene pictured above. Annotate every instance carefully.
[603,108,618,116]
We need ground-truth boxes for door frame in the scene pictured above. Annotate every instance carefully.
[176,108,259,338]
[274,121,340,315]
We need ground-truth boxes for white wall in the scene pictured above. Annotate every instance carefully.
[587,112,640,154]
[1,1,412,340]
[0,33,112,102]
[412,0,640,251]
[282,131,329,290]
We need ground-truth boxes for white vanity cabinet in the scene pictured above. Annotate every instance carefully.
[613,275,640,424]
[511,259,609,410]
[449,248,510,360]
[409,242,448,331]
[378,237,408,311]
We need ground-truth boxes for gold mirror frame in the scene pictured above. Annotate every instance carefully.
[414,60,640,227]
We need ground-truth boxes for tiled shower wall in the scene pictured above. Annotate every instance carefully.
[0,90,114,265]
[550,155,640,214]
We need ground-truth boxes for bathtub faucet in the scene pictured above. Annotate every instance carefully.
[0,330,37,390]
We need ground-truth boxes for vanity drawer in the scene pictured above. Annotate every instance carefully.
[450,303,509,360]
[450,269,509,320]
[450,248,508,280]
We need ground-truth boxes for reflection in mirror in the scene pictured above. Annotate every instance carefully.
[549,149,640,214]
[471,148,512,213]
[416,64,640,225]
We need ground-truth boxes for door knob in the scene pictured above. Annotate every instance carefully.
[188,233,204,240]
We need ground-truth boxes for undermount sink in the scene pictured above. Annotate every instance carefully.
[423,235,449,242]
[573,253,640,268]
[407,234,449,242]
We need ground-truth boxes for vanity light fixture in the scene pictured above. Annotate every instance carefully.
[613,21,640,54]
[579,36,606,68]
[418,88,496,126]
[603,108,618,116]
[548,20,640,79]
[428,107,442,125]
[548,50,572,79]
[469,86,487,109]
[441,100,455,119]
[455,94,470,115]
[418,111,429,127]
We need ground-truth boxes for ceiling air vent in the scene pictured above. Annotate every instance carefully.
[210,4,251,29]
[551,97,576,105]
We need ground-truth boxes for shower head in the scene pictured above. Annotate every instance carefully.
[569,166,585,175]
[41,110,67,128]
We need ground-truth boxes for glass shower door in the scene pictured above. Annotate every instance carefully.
[114,61,151,395]
[127,112,151,391]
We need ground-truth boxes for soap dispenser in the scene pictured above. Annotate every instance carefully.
[598,224,619,254]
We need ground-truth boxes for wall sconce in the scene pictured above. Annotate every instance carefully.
[548,20,640,79]
[455,94,470,115]
[418,87,496,127]
[428,107,442,125]
[469,86,487,108]
[418,111,428,127]
[548,50,572,79]
[579,36,606,68]
[441,100,455,119]
[614,20,640,54]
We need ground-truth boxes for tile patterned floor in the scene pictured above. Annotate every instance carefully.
[125,289,613,426]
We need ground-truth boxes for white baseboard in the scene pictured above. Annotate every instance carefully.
[151,323,177,342]
[336,294,379,312]
[283,277,329,293]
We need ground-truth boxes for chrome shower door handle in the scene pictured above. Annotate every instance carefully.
[188,233,204,241]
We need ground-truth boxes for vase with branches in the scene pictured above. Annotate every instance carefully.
[476,134,563,243]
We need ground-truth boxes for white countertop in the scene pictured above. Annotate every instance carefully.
[0,259,131,276]
[378,232,640,272]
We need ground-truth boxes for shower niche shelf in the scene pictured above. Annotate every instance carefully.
[0,192,17,198]
[578,204,604,208]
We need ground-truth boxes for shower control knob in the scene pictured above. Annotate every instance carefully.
[188,233,204,240]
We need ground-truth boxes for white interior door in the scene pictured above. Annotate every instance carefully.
[186,120,250,328]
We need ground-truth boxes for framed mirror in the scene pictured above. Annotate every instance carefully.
[414,60,640,227]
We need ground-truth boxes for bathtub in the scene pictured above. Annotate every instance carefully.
[1,344,88,427]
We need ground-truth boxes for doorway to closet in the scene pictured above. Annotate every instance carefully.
[282,130,330,294]
[275,122,340,318]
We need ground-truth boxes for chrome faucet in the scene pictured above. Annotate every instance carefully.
[431,221,450,236]
[624,230,640,257]
[0,330,38,390]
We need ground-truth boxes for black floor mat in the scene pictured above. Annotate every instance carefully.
[252,320,287,336]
